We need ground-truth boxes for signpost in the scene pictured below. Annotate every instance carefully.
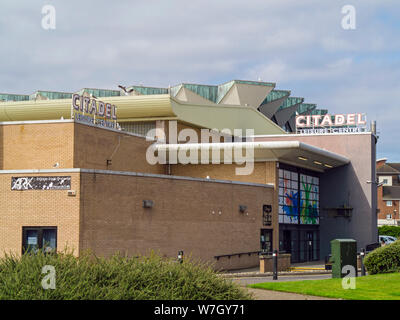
[295,113,367,134]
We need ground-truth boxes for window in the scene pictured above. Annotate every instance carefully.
[386,201,393,207]
[379,176,392,186]
[260,229,273,253]
[278,167,319,225]
[22,227,57,254]
[386,214,392,220]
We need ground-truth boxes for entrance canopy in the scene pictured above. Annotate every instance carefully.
[155,140,350,172]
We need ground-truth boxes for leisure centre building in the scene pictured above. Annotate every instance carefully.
[0,80,378,270]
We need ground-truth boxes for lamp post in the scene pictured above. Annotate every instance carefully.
[360,248,366,276]
[272,250,278,280]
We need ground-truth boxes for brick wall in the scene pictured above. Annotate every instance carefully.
[79,171,275,270]
[0,172,81,257]
[0,122,74,170]
[170,162,279,251]
[0,121,165,174]
[377,186,399,220]
[73,123,164,174]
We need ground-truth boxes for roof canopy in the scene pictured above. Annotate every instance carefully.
[156,140,349,172]
[0,79,329,134]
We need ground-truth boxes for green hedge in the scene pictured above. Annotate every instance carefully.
[364,241,400,275]
[0,251,250,300]
[378,226,400,238]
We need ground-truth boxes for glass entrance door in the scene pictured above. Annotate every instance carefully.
[283,230,291,254]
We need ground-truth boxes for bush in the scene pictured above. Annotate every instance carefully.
[0,250,250,300]
[378,226,400,238]
[364,240,400,275]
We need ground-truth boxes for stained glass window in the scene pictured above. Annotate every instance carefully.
[278,168,319,225]
[299,174,319,225]
[278,169,299,224]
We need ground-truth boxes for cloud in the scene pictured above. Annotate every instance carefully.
[0,0,399,159]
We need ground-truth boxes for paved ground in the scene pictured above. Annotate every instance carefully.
[226,261,337,300]
[225,260,328,275]
[233,273,332,286]
[245,288,336,300]
[291,260,326,268]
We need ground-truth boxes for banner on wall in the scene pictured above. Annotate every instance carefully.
[11,176,71,191]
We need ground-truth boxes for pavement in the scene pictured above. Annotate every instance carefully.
[246,288,336,300]
[232,273,332,286]
[220,261,331,279]
[223,260,338,300]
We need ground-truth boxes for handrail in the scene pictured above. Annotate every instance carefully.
[214,251,261,260]
[214,250,289,260]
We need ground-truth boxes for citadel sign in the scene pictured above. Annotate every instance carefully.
[296,113,367,134]
[71,94,119,129]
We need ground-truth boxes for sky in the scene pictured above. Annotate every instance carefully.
[1,0,399,160]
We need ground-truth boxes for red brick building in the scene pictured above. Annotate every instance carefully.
[376,159,400,225]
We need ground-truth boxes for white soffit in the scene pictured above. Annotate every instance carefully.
[156,141,350,172]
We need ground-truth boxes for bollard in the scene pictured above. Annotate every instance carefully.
[273,250,278,280]
[360,248,366,276]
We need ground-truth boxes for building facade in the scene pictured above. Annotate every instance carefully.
[376,159,400,226]
[0,80,378,268]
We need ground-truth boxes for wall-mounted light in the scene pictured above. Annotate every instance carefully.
[298,156,308,161]
[239,205,247,213]
[143,200,154,208]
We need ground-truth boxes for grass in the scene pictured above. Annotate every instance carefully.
[249,273,400,300]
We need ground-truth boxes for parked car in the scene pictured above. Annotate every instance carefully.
[379,235,397,245]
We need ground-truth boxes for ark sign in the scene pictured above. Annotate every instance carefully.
[296,113,367,134]
[71,94,119,129]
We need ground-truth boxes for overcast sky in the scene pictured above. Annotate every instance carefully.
[1,1,399,160]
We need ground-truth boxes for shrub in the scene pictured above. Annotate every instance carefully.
[0,250,250,300]
[378,226,400,238]
[364,240,400,275]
